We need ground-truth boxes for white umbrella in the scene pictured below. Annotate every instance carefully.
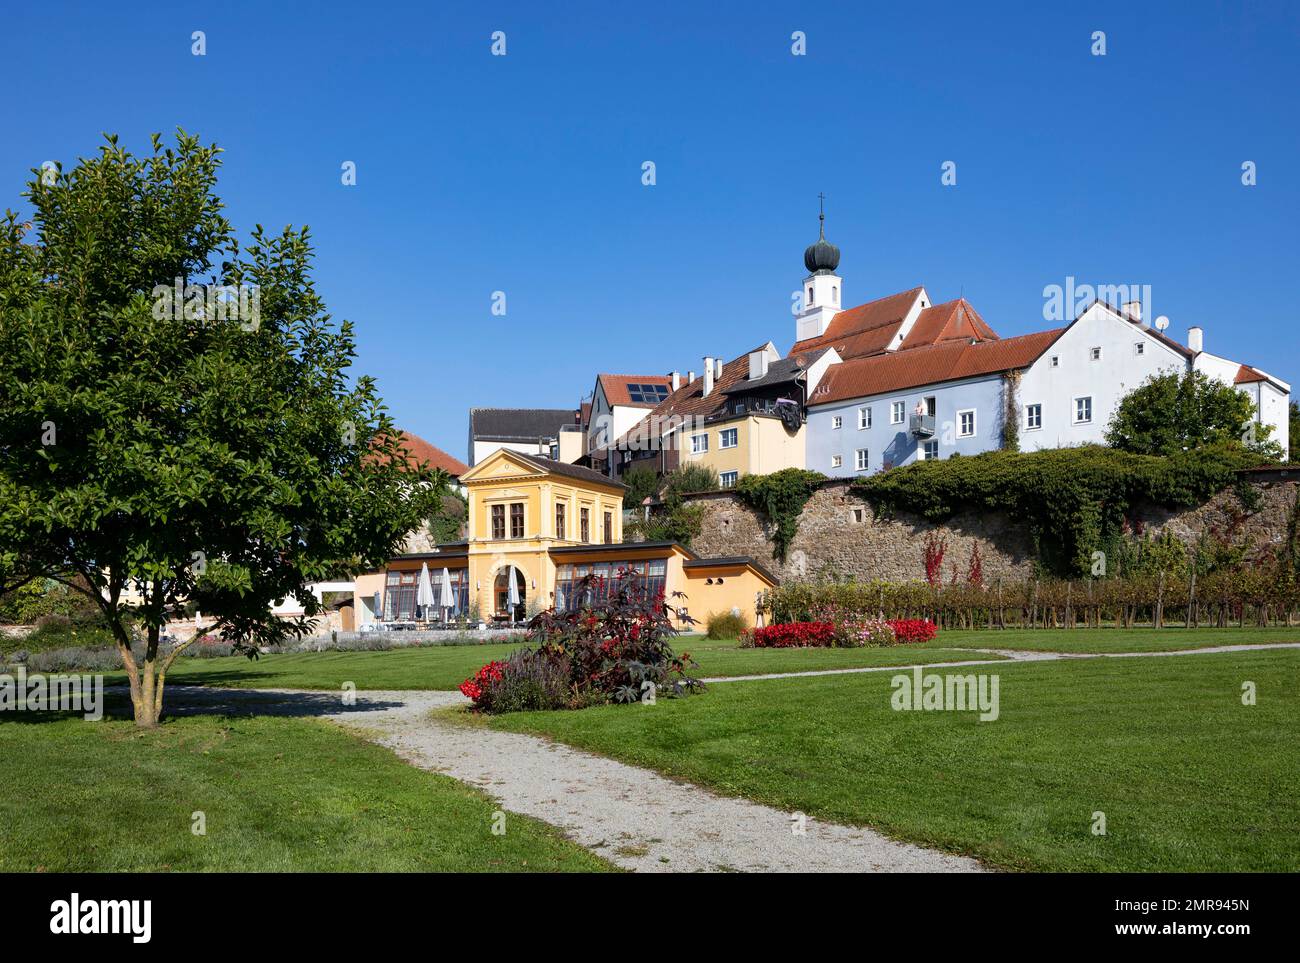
[416,562,434,623]
[507,565,520,623]
[439,567,455,620]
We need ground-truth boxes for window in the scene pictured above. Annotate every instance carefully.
[1134,342,1145,356]
[957,409,975,438]
[807,286,814,306]
[890,401,905,424]
[555,503,566,539]
[1074,397,1092,424]
[858,406,871,429]
[925,396,937,417]
[720,470,738,488]
[851,507,865,523]
[1090,346,1102,361]
[720,428,738,449]
[1050,356,1059,367]
[690,433,708,454]
[832,285,838,304]
[1025,403,1042,430]
[383,570,417,621]
[831,416,842,430]
[830,454,842,469]
[626,383,670,404]
[734,402,744,414]
[509,503,524,539]
[603,511,613,543]
[922,440,940,460]
[491,504,505,540]
[855,448,869,471]
[580,507,590,543]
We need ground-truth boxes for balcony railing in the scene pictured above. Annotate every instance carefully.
[909,413,936,438]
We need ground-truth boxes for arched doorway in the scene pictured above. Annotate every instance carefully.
[493,566,526,622]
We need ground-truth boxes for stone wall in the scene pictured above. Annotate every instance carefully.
[684,478,1298,583]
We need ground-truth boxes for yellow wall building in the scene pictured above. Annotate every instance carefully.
[359,448,776,630]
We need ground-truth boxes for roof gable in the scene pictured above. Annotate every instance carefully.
[899,298,998,350]
[790,286,925,359]
[809,328,1063,406]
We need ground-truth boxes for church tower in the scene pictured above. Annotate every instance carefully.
[795,195,842,342]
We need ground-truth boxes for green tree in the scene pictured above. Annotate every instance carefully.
[0,132,441,726]
[1105,370,1279,458]
[621,465,659,508]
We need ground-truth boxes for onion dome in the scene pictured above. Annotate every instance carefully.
[803,203,840,274]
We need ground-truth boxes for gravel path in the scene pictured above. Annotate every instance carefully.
[153,684,982,872]
[149,640,1299,873]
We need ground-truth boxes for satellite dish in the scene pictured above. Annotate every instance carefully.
[1154,315,1170,331]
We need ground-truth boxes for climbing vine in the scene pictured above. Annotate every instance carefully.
[734,468,826,562]
[1000,370,1021,451]
[851,444,1262,576]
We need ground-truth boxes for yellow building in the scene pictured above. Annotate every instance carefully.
[358,448,775,630]
[607,342,840,489]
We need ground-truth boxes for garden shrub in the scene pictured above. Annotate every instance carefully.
[459,649,572,713]
[852,444,1263,575]
[889,619,937,644]
[705,610,748,639]
[459,573,702,712]
[741,622,837,648]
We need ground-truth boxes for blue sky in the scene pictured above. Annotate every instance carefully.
[5,1,1298,460]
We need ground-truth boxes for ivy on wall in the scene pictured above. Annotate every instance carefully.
[851,444,1262,575]
[734,468,826,562]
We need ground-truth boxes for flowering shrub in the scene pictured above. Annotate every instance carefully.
[845,617,897,647]
[459,573,702,712]
[888,618,937,643]
[458,660,505,702]
[741,622,837,648]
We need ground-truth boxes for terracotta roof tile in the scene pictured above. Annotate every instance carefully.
[899,298,998,350]
[1234,364,1268,385]
[809,329,1065,406]
[789,286,924,358]
[371,431,470,477]
[597,374,674,408]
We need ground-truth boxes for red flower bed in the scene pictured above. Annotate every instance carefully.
[745,621,837,648]
[458,660,505,701]
[887,618,937,643]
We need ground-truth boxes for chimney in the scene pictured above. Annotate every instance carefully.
[749,349,770,381]
[1122,300,1142,323]
[687,370,695,384]
[670,371,681,392]
[715,358,723,379]
[1187,326,1203,353]
[702,357,714,397]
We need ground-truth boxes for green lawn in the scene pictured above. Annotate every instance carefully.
[100,627,1300,692]
[120,639,1003,691]
[921,626,1300,654]
[489,650,1300,872]
[0,712,614,872]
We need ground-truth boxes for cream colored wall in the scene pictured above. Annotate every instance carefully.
[682,565,772,632]
[461,450,626,619]
[685,416,806,481]
[353,571,385,626]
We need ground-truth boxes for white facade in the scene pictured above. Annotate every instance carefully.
[1018,303,1188,450]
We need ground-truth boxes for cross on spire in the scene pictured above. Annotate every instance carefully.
[818,192,826,238]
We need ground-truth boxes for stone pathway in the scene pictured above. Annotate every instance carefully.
[152,640,1300,873]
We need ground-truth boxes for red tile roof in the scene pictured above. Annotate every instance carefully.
[1234,364,1269,385]
[899,298,998,350]
[613,345,770,449]
[809,328,1065,406]
[372,431,469,477]
[790,287,925,359]
[597,374,674,408]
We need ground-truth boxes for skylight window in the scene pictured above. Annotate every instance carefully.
[627,383,670,404]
